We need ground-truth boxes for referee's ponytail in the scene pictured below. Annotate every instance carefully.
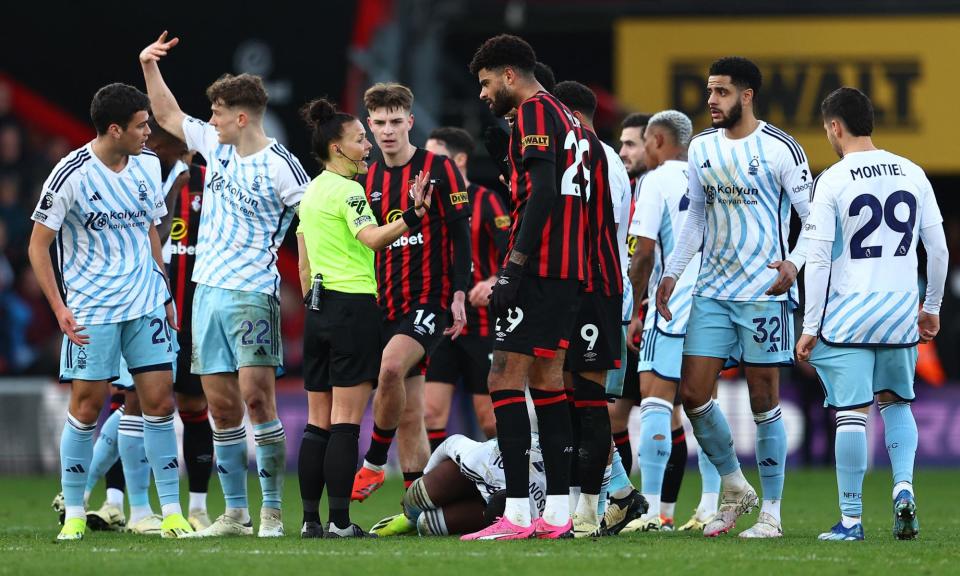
[300,98,355,165]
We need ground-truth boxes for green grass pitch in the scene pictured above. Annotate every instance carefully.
[1,469,958,576]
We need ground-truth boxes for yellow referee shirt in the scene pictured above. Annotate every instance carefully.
[297,170,377,296]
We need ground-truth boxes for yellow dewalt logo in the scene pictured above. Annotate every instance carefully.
[521,134,549,149]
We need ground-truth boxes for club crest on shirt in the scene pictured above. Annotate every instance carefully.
[138,180,149,202]
[386,209,403,223]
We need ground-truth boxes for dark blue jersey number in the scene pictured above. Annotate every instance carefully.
[849,191,917,259]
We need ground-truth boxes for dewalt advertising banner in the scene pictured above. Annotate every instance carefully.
[615,17,960,171]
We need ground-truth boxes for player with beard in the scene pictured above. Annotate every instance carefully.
[656,57,813,538]
[461,35,588,540]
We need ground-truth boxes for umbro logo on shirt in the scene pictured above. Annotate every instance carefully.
[370,191,382,202]
[701,159,712,169]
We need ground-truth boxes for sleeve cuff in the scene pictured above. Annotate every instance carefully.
[922,303,942,315]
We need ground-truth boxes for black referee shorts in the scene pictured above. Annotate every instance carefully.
[304,292,383,392]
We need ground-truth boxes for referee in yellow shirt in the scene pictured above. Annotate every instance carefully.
[295,98,433,539]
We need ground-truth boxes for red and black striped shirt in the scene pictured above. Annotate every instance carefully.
[363,148,469,321]
[583,132,623,297]
[167,164,204,325]
[508,91,587,280]
[464,183,510,337]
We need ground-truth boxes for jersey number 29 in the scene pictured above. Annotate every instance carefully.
[849,191,916,259]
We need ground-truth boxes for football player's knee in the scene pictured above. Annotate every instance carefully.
[245,394,266,418]
[747,387,778,412]
[144,395,175,417]
[679,384,708,408]
[379,360,407,387]
[477,413,497,439]
[72,400,102,424]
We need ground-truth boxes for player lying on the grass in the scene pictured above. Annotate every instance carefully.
[370,433,633,537]
[796,87,947,542]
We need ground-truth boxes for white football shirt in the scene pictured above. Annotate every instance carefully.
[425,434,547,517]
[182,116,308,297]
[682,121,811,303]
[32,144,167,325]
[801,149,943,345]
[630,159,702,335]
[601,141,634,322]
